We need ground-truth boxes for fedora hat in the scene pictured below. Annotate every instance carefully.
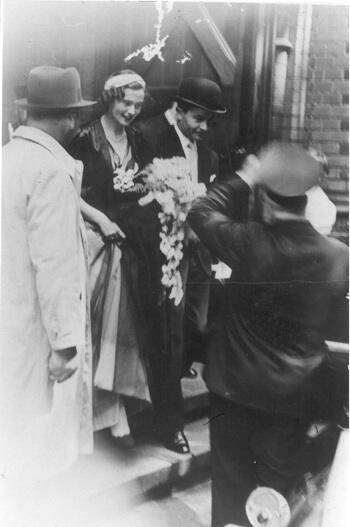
[256,142,321,196]
[15,66,96,109]
[175,77,226,114]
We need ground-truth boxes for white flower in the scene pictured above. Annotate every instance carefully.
[162,199,176,216]
[139,193,154,206]
[113,167,137,192]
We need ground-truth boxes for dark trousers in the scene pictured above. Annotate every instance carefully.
[147,245,211,439]
[210,393,310,527]
[147,295,185,439]
[148,372,185,438]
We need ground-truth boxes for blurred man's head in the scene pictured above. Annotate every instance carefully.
[256,142,320,196]
[254,142,320,223]
[260,189,308,224]
[236,152,261,188]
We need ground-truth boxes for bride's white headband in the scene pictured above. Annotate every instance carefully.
[104,73,146,91]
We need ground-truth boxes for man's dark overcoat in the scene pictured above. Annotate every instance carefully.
[188,178,349,416]
[188,178,349,526]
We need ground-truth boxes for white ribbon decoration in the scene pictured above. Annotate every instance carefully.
[104,73,146,91]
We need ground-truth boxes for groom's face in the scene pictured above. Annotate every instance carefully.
[176,106,212,142]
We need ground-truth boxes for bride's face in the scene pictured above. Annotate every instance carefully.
[108,88,145,127]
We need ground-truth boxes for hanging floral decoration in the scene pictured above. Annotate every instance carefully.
[139,157,206,306]
[124,1,174,63]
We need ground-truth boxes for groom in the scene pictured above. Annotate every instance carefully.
[136,78,226,453]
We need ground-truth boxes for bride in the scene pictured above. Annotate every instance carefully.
[69,69,150,445]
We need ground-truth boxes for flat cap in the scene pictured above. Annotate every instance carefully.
[256,142,321,196]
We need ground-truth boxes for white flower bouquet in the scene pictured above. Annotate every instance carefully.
[139,157,206,305]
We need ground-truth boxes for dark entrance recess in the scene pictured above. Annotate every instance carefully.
[3,1,276,177]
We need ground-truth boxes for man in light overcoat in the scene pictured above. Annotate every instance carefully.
[1,66,95,476]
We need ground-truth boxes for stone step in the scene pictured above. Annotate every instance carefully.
[20,364,211,527]
[4,415,210,527]
[47,416,210,500]
[24,417,211,527]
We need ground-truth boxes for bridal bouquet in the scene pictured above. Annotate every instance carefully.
[139,157,206,305]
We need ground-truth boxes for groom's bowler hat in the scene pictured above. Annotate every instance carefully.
[175,77,226,114]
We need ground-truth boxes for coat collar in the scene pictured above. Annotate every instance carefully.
[156,114,187,159]
[14,125,83,191]
[164,108,196,155]
[14,125,82,177]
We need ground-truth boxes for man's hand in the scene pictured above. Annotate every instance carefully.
[48,347,77,383]
[237,154,261,188]
[186,226,201,246]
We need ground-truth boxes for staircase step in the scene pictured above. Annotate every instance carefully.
[33,365,210,509]
[25,417,211,527]
[5,414,211,527]
[44,417,210,500]
[5,365,210,527]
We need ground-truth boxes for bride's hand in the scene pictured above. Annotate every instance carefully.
[97,214,125,241]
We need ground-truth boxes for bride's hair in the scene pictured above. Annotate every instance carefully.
[101,69,145,107]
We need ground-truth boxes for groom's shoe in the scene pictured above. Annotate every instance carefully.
[112,434,135,449]
[165,430,190,454]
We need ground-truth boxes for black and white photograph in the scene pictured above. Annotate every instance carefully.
[0,1,349,526]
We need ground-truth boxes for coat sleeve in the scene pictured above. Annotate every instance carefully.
[133,121,159,169]
[188,179,260,269]
[69,130,108,212]
[27,163,83,351]
[209,150,219,182]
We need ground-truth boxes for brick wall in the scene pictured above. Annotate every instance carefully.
[305,5,349,241]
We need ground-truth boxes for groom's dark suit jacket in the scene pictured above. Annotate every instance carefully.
[137,112,219,282]
[136,111,220,304]
[137,113,219,183]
